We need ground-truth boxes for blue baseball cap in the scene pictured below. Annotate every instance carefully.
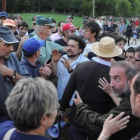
[22,38,45,56]
[0,12,8,18]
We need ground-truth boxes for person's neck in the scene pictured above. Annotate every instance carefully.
[0,58,5,64]
[58,31,63,37]
[17,126,45,136]
[52,27,57,32]
[97,56,111,62]
[68,55,79,64]
[37,33,47,41]
[63,36,68,43]
[88,37,96,43]
[26,57,37,66]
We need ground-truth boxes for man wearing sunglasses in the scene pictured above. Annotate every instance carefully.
[134,46,140,71]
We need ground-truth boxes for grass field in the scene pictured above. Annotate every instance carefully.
[11,13,83,29]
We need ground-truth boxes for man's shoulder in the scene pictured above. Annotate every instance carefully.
[78,55,89,62]
[55,38,64,43]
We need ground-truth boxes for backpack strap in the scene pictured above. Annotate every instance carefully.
[3,128,16,140]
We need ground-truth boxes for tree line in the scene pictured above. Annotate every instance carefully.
[0,0,140,17]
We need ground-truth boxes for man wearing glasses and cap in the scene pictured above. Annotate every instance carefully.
[0,26,30,123]
[34,17,67,65]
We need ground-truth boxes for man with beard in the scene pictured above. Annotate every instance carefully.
[50,21,66,41]
[51,35,88,140]
[73,61,140,140]
[52,35,88,103]
[55,23,79,47]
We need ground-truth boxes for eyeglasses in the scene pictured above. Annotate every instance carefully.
[44,27,52,29]
[134,58,140,61]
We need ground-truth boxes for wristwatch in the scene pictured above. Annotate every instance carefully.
[68,68,73,73]
[10,70,16,79]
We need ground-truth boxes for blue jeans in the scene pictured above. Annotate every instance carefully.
[70,125,99,140]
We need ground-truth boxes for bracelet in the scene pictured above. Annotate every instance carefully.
[68,68,73,73]
[100,134,108,140]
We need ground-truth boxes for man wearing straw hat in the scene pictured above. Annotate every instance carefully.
[59,37,122,140]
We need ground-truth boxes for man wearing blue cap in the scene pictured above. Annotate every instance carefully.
[0,26,30,123]
[0,11,8,25]
[20,38,51,78]
[34,17,67,65]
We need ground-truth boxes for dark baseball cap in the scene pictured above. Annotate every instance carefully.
[0,26,19,44]
[0,11,8,18]
[22,38,45,56]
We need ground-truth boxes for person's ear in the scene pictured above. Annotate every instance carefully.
[33,51,38,57]
[78,48,82,54]
[92,32,96,37]
[128,79,132,86]
[41,115,47,126]
[137,94,140,108]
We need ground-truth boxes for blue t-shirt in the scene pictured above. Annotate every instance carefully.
[0,121,47,140]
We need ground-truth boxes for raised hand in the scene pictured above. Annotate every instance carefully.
[52,49,61,62]
[60,56,71,72]
[98,77,113,95]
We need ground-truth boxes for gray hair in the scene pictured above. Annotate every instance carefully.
[112,60,137,80]
[5,78,59,132]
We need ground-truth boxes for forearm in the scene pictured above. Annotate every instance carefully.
[15,43,23,61]
[109,93,120,106]
[52,61,58,76]
[75,103,106,133]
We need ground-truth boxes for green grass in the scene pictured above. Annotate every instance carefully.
[10,13,83,29]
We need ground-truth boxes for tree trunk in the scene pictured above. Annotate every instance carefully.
[52,7,54,13]
[2,0,6,11]
[38,0,41,12]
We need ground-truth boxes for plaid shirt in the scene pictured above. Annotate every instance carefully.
[75,95,140,140]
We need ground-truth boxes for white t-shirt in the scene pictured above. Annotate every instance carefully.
[50,33,62,41]
[83,42,95,56]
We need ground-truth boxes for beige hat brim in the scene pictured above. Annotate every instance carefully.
[92,42,122,58]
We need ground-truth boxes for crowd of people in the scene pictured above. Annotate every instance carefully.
[0,11,140,140]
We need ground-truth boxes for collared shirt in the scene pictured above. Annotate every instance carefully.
[4,53,30,94]
[20,57,41,78]
[34,34,63,65]
[57,54,89,106]
[91,57,111,67]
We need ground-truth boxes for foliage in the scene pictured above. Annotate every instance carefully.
[116,0,131,17]
[2,0,140,17]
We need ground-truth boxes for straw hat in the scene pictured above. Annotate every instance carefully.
[92,37,122,58]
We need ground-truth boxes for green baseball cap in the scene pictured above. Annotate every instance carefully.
[36,17,54,27]
[31,15,44,24]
